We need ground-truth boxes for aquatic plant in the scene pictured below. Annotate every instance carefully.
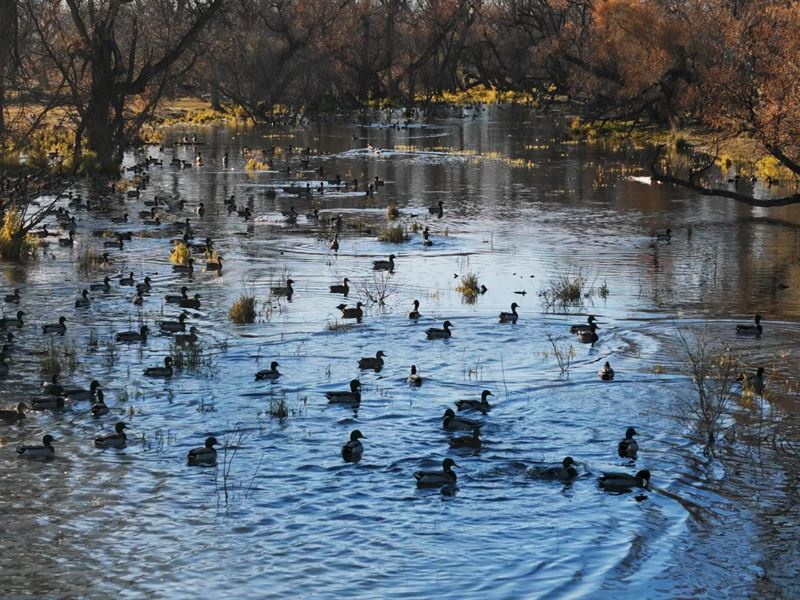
[326,319,351,333]
[170,242,191,265]
[377,223,408,243]
[386,204,401,220]
[360,272,399,308]
[76,246,106,274]
[539,271,593,312]
[169,338,223,378]
[544,331,576,377]
[229,295,256,324]
[245,158,269,171]
[0,210,39,260]
[456,272,481,303]
[38,339,79,378]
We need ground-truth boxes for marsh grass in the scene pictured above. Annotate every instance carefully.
[539,269,607,312]
[377,223,409,243]
[229,295,256,324]
[39,339,78,378]
[326,319,351,333]
[456,272,481,304]
[386,204,401,220]
[543,331,576,376]
[169,337,225,377]
[76,246,106,274]
[360,272,399,309]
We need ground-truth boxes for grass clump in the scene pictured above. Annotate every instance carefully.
[456,272,481,304]
[386,204,401,219]
[229,295,256,324]
[169,338,223,378]
[539,271,591,312]
[245,158,270,172]
[170,242,191,265]
[0,210,39,260]
[377,223,409,243]
[326,319,351,333]
[39,339,79,378]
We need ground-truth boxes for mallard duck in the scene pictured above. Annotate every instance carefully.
[408,299,421,320]
[422,229,433,246]
[173,258,194,274]
[159,312,188,333]
[527,457,578,481]
[329,278,350,295]
[42,316,67,335]
[329,234,339,252]
[4,288,21,304]
[337,302,364,321]
[205,257,223,272]
[341,430,366,463]
[95,422,128,448]
[103,236,124,249]
[0,356,8,376]
[735,314,762,337]
[119,272,135,286]
[29,395,65,410]
[570,315,597,334]
[0,402,26,422]
[132,291,145,306]
[179,293,202,310]
[139,207,157,220]
[575,322,598,344]
[442,408,480,432]
[455,389,493,413]
[428,201,444,217]
[135,277,152,294]
[499,303,519,323]
[598,361,615,381]
[426,320,453,339]
[358,351,385,370]
[144,356,173,378]
[618,427,639,459]
[165,286,190,304]
[738,366,765,394]
[41,375,63,396]
[75,289,91,308]
[282,206,299,223]
[187,436,218,466]
[655,228,672,242]
[414,458,457,488]
[271,279,294,297]
[17,434,56,458]
[196,203,205,217]
[449,428,481,449]
[116,325,148,343]
[325,379,362,404]
[62,380,102,401]
[372,255,395,271]
[598,469,651,491]
[255,361,280,381]
[90,390,109,418]
[0,310,25,328]
[58,230,75,247]
[175,326,199,346]
[110,213,128,224]
[408,365,422,387]
[90,277,112,292]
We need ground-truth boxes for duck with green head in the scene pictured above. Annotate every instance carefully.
[414,458,457,488]
[527,457,579,481]
[341,430,366,463]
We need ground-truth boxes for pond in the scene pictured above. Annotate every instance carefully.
[1,106,799,598]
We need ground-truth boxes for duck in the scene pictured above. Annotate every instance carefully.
[90,390,109,418]
[341,430,366,463]
[329,278,350,295]
[119,272,135,286]
[358,351,385,370]
[575,322,598,344]
[16,434,56,458]
[735,314,762,337]
[428,200,444,217]
[422,228,433,246]
[305,209,319,221]
[598,469,651,491]
[329,234,339,252]
[62,380,102,401]
[187,436,219,466]
[0,402,26,422]
[41,374,63,395]
[173,257,194,274]
[271,279,294,297]
[4,288,21,304]
[205,257,223,272]
[442,408,480,432]
[426,320,453,339]
[527,457,579,481]
[165,286,190,304]
[255,361,280,381]
[570,315,597,334]
[372,254,395,271]
[58,230,75,247]
[738,366,765,395]
[196,203,205,217]
[282,206,298,223]
[337,302,364,321]
[75,289,91,308]
[94,422,128,449]
[655,228,672,242]
[115,325,149,343]
[174,326,199,346]
[325,379,362,404]
[0,310,25,328]
[179,293,202,310]
[139,206,157,220]
[102,236,124,250]
[408,299,421,319]
[29,395,66,410]
[0,356,8,376]
[144,356,173,378]
[455,389,493,413]
[499,302,519,323]
[618,427,639,459]
[42,316,67,335]
[132,292,145,306]
[414,458,457,488]
[160,312,188,333]
[110,213,128,224]
[90,276,112,292]
[598,361,615,381]
[135,277,152,294]
[449,428,481,449]
[407,365,422,387]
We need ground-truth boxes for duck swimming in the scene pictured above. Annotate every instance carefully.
[62,379,102,401]
[160,312,188,333]
[174,326,199,346]
[0,310,25,328]
[341,430,366,463]
[337,302,364,322]
[329,278,350,295]
[116,325,148,343]
[90,390,109,418]
[329,234,339,252]
[144,356,174,378]
[575,322,598,344]
[372,255,395,271]
[75,289,91,308]
[618,427,639,459]
[449,428,481,450]
[179,293,202,310]
[358,351,385,370]
[426,320,453,339]
[499,303,519,323]
[414,458,457,488]
[135,277,152,295]
[407,365,422,387]
[455,390,493,413]
[325,379,362,405]
[41,375,63,396]
[428,201,444,218]
[42,316,67,335]
[29,394,65,410]
[0,402,26,422]
[119,272,135,286]
[442,408,480,432]
[408,299,421,319]
[255,361,280,381]
[4,288,21,304]
[17,434,55,458]
[165,286,190,304]
[735,314,762,337]
[187,436,218,466]
[570,315,597,334]
[527,457,578,481]
[173,257,194,274]
[90,276,112,292]
[598,469,651,492]
[94,422,128,449]
[271,279,294,297]
[598,361,615,381]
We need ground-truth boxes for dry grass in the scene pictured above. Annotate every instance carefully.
[456,272,481,303]
[377,223,409,243]
[229,295,256,324]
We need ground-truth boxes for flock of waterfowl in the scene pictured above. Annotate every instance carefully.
[0,139,769,497]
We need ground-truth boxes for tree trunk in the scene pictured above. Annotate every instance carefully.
[85,70,122,172]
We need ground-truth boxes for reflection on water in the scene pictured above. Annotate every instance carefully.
[2,107,799,597]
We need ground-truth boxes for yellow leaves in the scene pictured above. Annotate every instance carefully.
[170,243,190,266]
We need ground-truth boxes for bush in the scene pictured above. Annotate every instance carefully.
[0,210,39,260]
[229,295,256,324]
